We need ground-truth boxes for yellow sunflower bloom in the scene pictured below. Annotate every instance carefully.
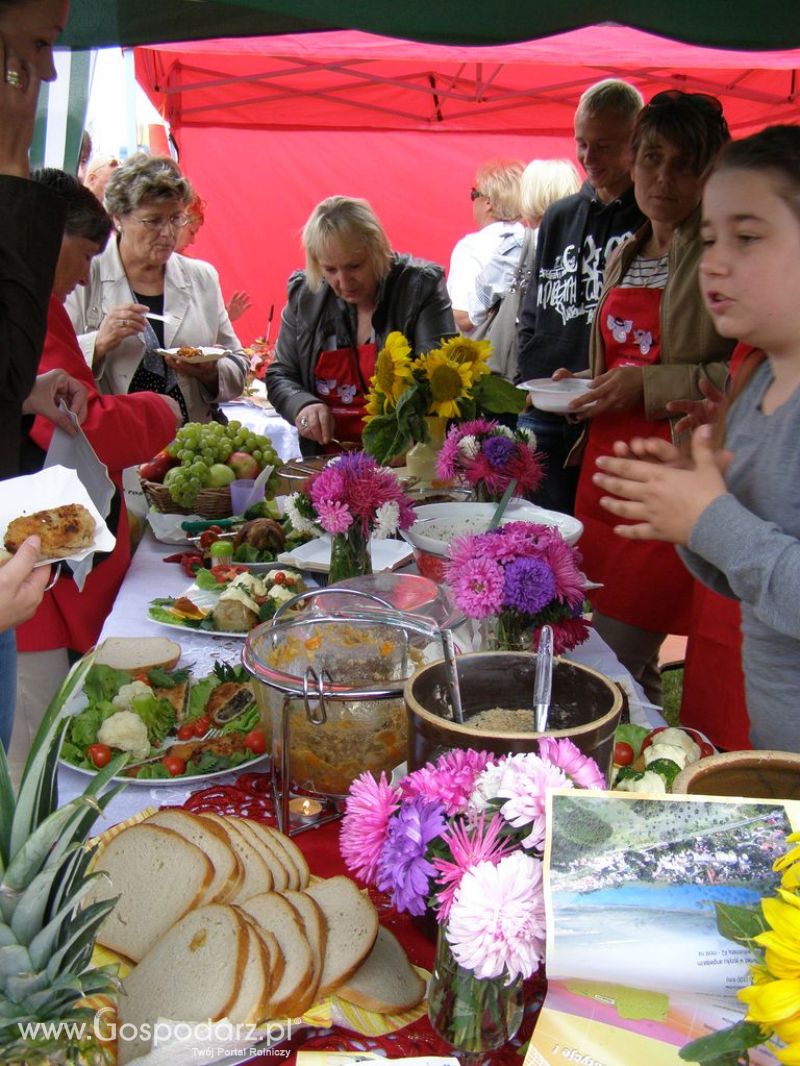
[372,331,414,405]
[363,389,383,424]
[774,1014,800,1044]
[775,845,800,873]
[435,335,492,385]
[764,898,800,942]
[772,1040,800,1066]
[763,941,800,980]
[418,349,473,419]
[739,977,800,1025]
[778,888,800,908]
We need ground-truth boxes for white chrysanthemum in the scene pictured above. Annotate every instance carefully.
[456,435,480,459]
[446,852,546,981]
[468,760,505,812]
[285,493,319,535]
[373,500,400,539]
[497,425,515,439]
[519,427,538,450]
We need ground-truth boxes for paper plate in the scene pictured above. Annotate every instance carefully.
[158,346,231,364]
[277,535,412,574]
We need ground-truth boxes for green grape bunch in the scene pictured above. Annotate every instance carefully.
[163,421,280,509]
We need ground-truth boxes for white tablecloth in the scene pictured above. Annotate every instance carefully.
[58,530,663,830]
[221,400,300,462]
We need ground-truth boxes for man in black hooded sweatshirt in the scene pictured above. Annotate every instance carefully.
[517,79,645,515]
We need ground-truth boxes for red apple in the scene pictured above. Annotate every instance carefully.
[227,451,260,479]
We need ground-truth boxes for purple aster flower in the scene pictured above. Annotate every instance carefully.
[503,557,556,614]
[376,797,445,914]
[482,434,517,469]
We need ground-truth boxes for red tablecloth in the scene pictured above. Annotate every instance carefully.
[179,773,546,1063]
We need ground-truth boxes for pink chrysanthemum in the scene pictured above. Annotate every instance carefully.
[432,813,515,921]
[448,556,505,617]
[541,536,586,607]
[315,499,353,534]
[401,748,495,815]
[446,851,546,980]
[308,451,415,535]
[537,737,605,790]
[495,752,572,850]
[340,770,401,884]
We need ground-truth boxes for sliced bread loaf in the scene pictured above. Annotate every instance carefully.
[304,876,379,996]
[263,822,311,888]
[231,817,290,891]
[282,889,327,1004]
[336,926,426,1014]
[199,812,273,901]
[116,903,248,1064]
[227,923,274,1025]
[240,892,314,1018]
[92,823,213,962]
[144,809,243,903]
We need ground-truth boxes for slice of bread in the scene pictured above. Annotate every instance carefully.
[233,818,293,890]
[240,893,314,1018]
[264,823,310,889]
[227,923,274,1025]
[143,809,243,904]
[117,904,248,1064]
[92,823,213,962]
[94,635,181,673]
[282,889,327,1004]
[199,812,273,901]
[304,876,379,996]
[336,926,426,1014]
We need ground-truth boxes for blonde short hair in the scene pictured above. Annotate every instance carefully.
[520,159,582,225]
[474,159,524,221]
[104,152,193,218]
[577,79,643,123]
[302,196,393,292]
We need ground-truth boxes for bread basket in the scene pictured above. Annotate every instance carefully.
[140,479,233,518]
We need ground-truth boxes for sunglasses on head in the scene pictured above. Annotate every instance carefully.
[470,187,486,201]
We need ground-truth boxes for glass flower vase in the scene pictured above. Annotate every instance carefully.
[480,612,535,652]
[427,923,524,1059]
[405,415,447,487]
[329,524,372,583]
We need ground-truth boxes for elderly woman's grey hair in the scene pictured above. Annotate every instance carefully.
[103,152,193,218]
[302,195,393,292]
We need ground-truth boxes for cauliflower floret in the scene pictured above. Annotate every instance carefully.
[644,743,689,770]
[616,770,668,794]
[112,680,154,713]
[231,572,267,598]
[97,710,150,761]
[650,727,701,763]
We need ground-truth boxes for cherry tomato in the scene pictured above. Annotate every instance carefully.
[243,729,267,756]
[177,723,196,741]
[210,563,247,584]
[613,741,635,766]
[272,570,286,585]
[192,715,211,737]
[161,755,187,777]
[88,743,112,768]
[199,527,223,550]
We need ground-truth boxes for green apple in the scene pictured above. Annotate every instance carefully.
[207,463,236,488]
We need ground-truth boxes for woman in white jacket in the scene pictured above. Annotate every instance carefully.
[67,153,247,423]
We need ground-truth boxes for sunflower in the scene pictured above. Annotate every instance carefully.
[372,331,414,405]
[363,388,383,424]
[418,349,473,418]
[435,335,492,385]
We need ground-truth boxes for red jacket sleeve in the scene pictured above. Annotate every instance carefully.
[30,297,176,470]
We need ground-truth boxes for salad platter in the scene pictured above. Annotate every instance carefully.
[149,564,307,637]
[59,638,268,785]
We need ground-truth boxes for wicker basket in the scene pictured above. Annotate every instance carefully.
[141,479,233,518]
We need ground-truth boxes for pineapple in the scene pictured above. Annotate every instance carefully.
[0,653,127,1064]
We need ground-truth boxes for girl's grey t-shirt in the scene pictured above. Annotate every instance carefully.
[679,360,800,750]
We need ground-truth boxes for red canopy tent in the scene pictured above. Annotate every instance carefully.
[134,26,800,343]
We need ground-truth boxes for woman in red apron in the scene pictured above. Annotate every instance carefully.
[265,196,455,456]
[567,92,733,703]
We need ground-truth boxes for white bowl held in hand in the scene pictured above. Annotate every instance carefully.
[522,377,594,414]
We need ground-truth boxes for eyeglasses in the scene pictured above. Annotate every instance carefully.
[470,187,486,201]
[131,213,190,232]
[648,90,724,114]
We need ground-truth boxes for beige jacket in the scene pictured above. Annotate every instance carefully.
[589,206,734,428]
[66,238,247,423]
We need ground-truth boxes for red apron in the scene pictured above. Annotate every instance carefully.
[314,343,376,447]
[575,286,692,634]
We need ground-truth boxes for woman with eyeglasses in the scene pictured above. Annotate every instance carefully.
[558,90,735,705]
[67,152,247,424]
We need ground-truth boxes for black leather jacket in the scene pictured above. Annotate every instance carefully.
[266,253,454,455]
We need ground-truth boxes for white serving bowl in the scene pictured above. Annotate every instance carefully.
[401,501,583,581]
[521,377,594,414]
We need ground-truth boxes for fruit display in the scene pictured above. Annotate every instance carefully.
[140,421,280,510]
[612,724,715,792]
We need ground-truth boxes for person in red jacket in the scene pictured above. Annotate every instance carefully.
[12,170,180,752]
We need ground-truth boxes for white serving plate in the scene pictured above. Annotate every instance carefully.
[401,500,583,557]
[277,535,412,575]
[158,346,231,364]
[521,376,594,414]
[63,753,268,786]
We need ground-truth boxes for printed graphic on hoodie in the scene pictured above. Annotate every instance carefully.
[537,231,632,327]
